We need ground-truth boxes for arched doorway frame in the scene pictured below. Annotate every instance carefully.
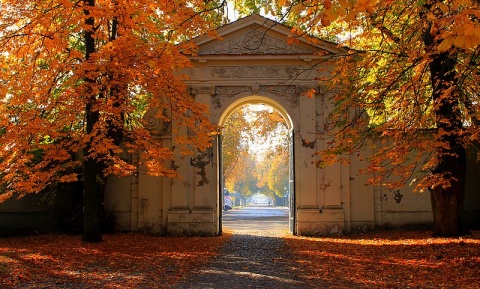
[215,92,297,234]
[217,94,295,130]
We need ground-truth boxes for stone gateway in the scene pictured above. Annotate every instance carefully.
[101,15,480,236]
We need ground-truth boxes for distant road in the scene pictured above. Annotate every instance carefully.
[222,206,290,235]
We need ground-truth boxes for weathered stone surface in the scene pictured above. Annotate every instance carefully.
[167,209,217,236]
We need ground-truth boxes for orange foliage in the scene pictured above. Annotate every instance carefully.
[221,105,289,197]
[285,230,480,288]
[0,232,230,288]
[0,1,222,196]
[275,1,480,201]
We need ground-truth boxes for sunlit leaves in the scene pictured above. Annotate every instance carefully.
[256,149,289,198]
[274,0,480,193]
[286,230,480,288]
[0,233,231,287]
[0,0,221,196]
[221,104,289,197]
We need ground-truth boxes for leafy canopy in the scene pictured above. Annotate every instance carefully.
[275,0,480,191]
[0,0,225,200]
[221,104,290,199]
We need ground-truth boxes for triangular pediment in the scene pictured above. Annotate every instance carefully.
[200,29,313,55]
[194,14,340,56]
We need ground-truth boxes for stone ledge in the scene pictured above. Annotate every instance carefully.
[296,207,345,236]
[167,209,217,236]
[346,221,375,234]
[167,209,215,223]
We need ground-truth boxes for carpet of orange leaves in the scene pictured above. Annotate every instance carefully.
[0,232,230,288]
[285,230,480,289]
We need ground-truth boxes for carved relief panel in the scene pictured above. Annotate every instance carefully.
[211,85,300,111]
[200,30,313,55]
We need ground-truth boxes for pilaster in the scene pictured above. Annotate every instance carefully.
[322,92,343,209]
[190,86,216,209]
[167,86,217,236]
[296,85,318,208]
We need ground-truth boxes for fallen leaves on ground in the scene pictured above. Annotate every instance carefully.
[284,230,480,289]
[0,232,230,288]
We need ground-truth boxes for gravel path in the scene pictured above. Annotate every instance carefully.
[172,233,308,289]
[172,207,309,289]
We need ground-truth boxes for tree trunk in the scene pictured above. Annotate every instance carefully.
[83,157,102,242]
[422,2,468,236]
[427,44,468,236]
[429,147,467,236]
[82,0,102,243]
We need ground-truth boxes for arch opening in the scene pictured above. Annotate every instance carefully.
[218,97,295,234]
[218,95,294,129]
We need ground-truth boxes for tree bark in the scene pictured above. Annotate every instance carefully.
[83,157,102,242]
[427,50,468,237]
[82,0,102,243]
[429,128,467,236]
[421,0,469,236]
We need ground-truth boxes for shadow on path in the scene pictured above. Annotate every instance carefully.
[172,206,309,289]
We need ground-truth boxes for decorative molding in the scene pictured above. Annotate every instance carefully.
[210,66,303,79]
[200,30,312,55]
[297,84,319,91]
[184,68,196,77]
[263,85,298,108]
[212,85,299,110]
[190,86,215,96]
[212,86,250,109]
[143,108,171,136]
[190,149,213,186]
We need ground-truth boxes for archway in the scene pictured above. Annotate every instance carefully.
[217,96,295,234]
[103,14,354,237]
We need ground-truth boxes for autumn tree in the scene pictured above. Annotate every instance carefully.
[261,0,480,236]
[256,150,289,204]
[253,108,290,203]
[0,0,224,242]
[234,155,259,198]
[221,105,261,198]
[222,104,290,202]
[221,107,250,193]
